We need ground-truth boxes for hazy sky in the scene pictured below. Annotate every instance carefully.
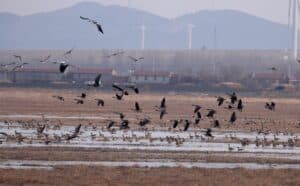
[0,0,290,24]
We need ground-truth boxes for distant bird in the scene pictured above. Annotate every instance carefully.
[13,55,22,62]
[158,97,167,120]
[107,51,125,58]
[114,92,124,100]
[59,62,70,73]
[265,102,276,111]
[268,67,277,71]
[237,99,243,112]
[195,112,202,125]
[139,118,150,127]
[120,120,130,129]
[217,96,225,106]
[114,112,125,120]
[95,99,104,106]
[0,62,17,68]
[39,55,51,63]
[78,93,86,99]
[225,104,234,110]
[184,120,191,131]
[230,112,237,124]
[112,84,129,95]
[192,105,202,113]
[37,124,46,134]
[66,124,82,140]
[128,56,144,63]
[207,109,216,118]
[11,63,29,71]
[228,92,238,104]
[74,98,84,104]
[205,128,213,137]
[87,74,102,87]
[52,95,64,101]
[172,120,180,129]
[107,121,115,129]
[80,16,104,34]
[213,120,220,128]
[134,102,142,112]
[126,85,139,94]
[63,48,75,56]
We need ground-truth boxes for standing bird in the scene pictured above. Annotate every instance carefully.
[184,120,191,131]
[87,74,102,87]
[80,16,104,34]
[78,93,86,99]
[172,120,180,129]
[205,128,213,137]
[120,120,130,130]
[213,120,220,128]
[95,99,104,107]
[134,102,142,112]
[195,112,202,125]
[237,99,244,112]
[139,118,150,127]
[228,92,238,104]
[114,112,125,120]
[230,112,237,124]
[217,96,225,106]
[158,97,167,120]
[74,98,84,104]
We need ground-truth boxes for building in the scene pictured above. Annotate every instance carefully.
[130,70,171,84]
[70,68,113,85]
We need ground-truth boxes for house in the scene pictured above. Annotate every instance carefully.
[130,70,171,84]
[11,68,62,83]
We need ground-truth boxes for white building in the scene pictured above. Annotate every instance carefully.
[130,70,171,84]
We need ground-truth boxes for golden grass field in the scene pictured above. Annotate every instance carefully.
[0,87,300,186]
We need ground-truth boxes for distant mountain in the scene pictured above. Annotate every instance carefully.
[0,2,291,49]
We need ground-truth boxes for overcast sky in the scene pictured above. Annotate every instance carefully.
[0,0,290,24]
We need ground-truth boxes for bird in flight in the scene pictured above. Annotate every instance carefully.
[128,56,144,63]
[40,55,51,63]
[52,95,64,102]
[13,55,22,62]
[87,74,102,87]
[11,63,29,71]
[63,48,75,56]
[106,51,125,58]
[80,16,104,34]
[217,96,225,106]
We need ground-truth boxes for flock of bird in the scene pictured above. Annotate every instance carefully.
[0,16,283,141]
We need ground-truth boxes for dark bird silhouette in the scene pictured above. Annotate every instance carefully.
[107,121,115,129]
[39,55,51,63]
[230,112,237,124]
[74,98,84,104]
[59,63,70,73]
[184,120,191,131]
[213,120,220,128]
[195,112,202,125]
[114,92,124,100]
[205,128,213,137]
[192,105,202,113]
[52,95,64,101]
[228,92,238,104]
[128,56,144,63]
[157,97,167,120]
[139,118,150,127]
[87,74,102,87]
[114,112,125,120]
[237,99,244,111]
[126,85,139,94]
[225,104,235,110]
[0,62,17,68]
[134,102,142,112]
[95,99,104,106]
[120,120,130,130]
[172,120,180,129]
[112,84,129,95]
[268,67,277,71]
[78,93,86,99]
[217,96,225,106]
[207,109,216,118]
[66,124,82,140]
[80,16,104,34]
[13,55,22,62]
[265,102,276,111]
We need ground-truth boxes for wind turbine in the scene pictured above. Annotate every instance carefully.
[187,24,195,49]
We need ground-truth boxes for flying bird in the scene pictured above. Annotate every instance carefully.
[195,112,202,125]
[184,120,191,131]
[228,92,238,104]
[13,55,22,62]
[80,16,104,34]
[172,120,180,129]
[213,120,220,128]
[78,93,86,99]
[40,55,51,63]
[217,96,225,106]
[205,128,213,137]
[107,51,125,58]
[11,63,29,71]
[107,121,115,129]
[52,95,64,101]
[207,109,216,118]
[87,74,102,87]
[128,56,144,63]
[126,85,139,94]
[139,118,150,127]
[120,120,130,130]
[64,48,75,56]
[192,105,202,113]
